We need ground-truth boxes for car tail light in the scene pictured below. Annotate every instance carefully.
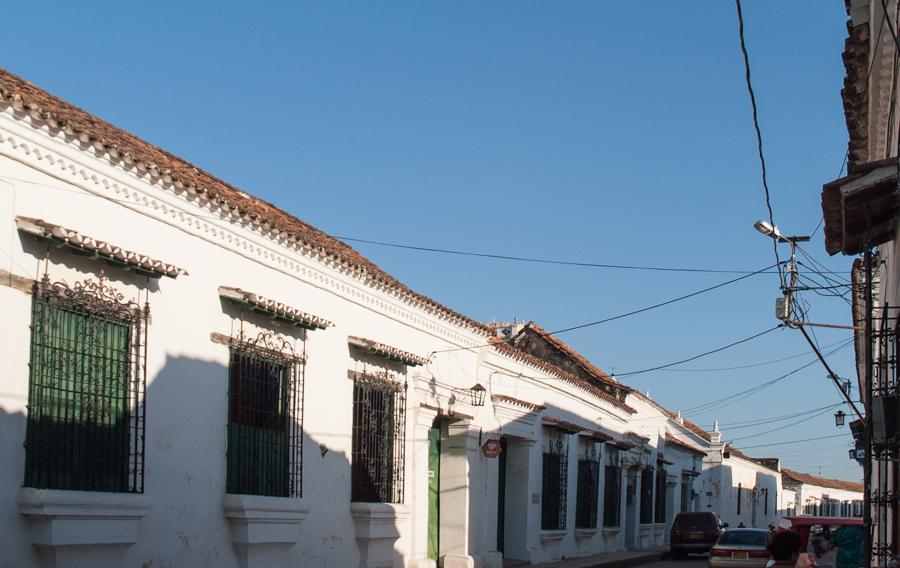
[749,550,770,558]
[710,549,731,557]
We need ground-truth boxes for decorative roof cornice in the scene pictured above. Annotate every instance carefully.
[781,467,863,493]
[488,337,637,414]
[348,335,428,367]
[542,416,584,434]
[0,66,492,338]
[664,433,706,457]
[491,394,545,412]
[218,286,332,329]
[16,216,186,279]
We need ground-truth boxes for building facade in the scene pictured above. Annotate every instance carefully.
[821,1,900,563]
[0,66,861,568]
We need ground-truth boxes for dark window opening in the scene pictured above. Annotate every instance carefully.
[227,334,303,497]
[603,449,622,528]
[737,483,742,515]
[351,372,406,503]
[541,430,569,530]
[575,443,600,528]
[640,467,654,524]
[654,462,667,523]
[25,276,148,493]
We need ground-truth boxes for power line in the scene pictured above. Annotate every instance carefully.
[431,263,778,355]
[735,0,784,288]
[737,433,851,451]
[658,337,850,372]
[336,235,776,275]
[682,339,854,415]
[728,404,843,443]
[615,325,782,377]
[713,403,846,431]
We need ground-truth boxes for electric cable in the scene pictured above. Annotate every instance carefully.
[736,433,851,450]
[335,235,774,275]
[430,263,778,355]
[657,337,850,372]
[735,0,784,288]
[728,404,843,443]
[614,325,783,377]
[681,339,854,415]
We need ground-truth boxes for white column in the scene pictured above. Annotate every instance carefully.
[440,421,479,568]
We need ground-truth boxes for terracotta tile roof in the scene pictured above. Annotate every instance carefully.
[0,66,492,337]
[631,391,712,442]
[725,445,779,472]
[665,433,706,456]
[781,468,863,493]
[542,416,584,434]
[347,336,428,367]
[515,322,627,389]
[841,15,870,168]
[491,394,545,412]
[488,337,636,414]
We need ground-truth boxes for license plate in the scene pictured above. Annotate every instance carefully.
[733,552,748,559]
[688,533,702,540]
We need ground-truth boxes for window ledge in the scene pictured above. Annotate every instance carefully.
[540,530,567,542]
[223,493,309,545]
[638,524,653,534]
[350,502,409,541]
[574,528,598,539]
[601,526,621,535]
[18,487,152,546]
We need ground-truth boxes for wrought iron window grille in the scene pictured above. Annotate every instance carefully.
[639,467,654,524]
[541,429,569,530]
[654,462,667,523]
[226,331,304,498]
[603,462,622,528]
[576,442,600,529]
[25,274,148,493]
[868,305,900,567]
[351,368,407,504]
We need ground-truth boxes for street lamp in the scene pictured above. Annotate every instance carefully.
[835,410,846,427]
[469,383,486,407]
[753,220,811,244]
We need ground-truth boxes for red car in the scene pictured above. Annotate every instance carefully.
[670,511,726,559]
[779,516,864,568]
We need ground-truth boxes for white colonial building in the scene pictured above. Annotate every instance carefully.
[0,66,859,568]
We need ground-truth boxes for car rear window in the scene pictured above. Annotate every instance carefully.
[717,530,769,546]
[674,514,715,529]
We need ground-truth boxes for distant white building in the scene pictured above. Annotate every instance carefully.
[699,426,782,530]
[780,468,864,519]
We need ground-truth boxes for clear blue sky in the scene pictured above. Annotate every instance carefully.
[2,1,860,479]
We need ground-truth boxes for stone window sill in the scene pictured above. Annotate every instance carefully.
[601,526,621,535]
[350,502,409,541]
[18,487,152,546]
[574,528,598,539]
[638,524,653,534]
[223,493,309,544]
[540,530,567,542]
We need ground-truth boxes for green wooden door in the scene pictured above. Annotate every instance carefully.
[427,426,441,560]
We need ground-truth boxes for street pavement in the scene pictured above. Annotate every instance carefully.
[648,556,708,568]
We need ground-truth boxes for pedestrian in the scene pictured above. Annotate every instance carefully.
[738,522,746,528]
[767,530,803,567]
[827,525,864,568]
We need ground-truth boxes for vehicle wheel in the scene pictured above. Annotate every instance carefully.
[670,550,682,561]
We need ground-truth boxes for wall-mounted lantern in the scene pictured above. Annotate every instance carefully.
[835,410,846,427]
[470,383,486,407]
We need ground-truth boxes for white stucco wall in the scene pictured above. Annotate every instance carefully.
[0,105,717,568]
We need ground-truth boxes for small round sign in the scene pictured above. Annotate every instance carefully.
[482,439,503,458]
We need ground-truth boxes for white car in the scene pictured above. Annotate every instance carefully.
[709,529,771,567]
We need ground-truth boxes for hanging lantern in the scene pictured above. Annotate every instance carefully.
[835,410,846,427]
[470,383,486,407]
